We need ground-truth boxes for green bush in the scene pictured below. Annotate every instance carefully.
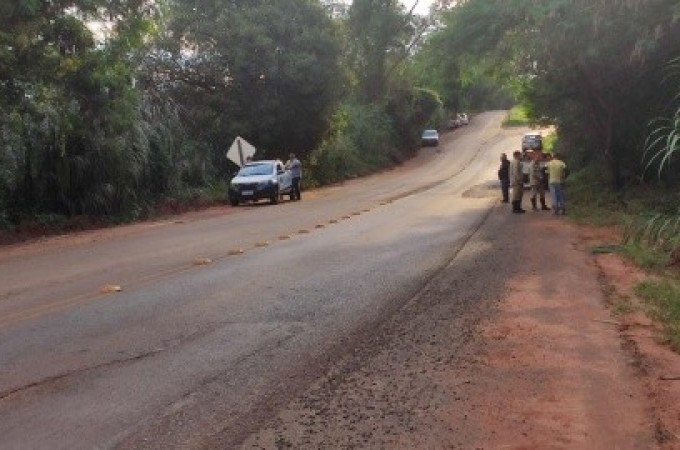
[308,135,363,185]
[568,160,680,268]
[502,105,531,127]
[308,102,399,185]
[383,84,445,156]
[566,164,624,225]
[635,279,680,351]
[413,88,445,130]
[542,133,557,153]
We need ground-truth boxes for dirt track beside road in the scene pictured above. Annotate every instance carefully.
[242,202,678,449]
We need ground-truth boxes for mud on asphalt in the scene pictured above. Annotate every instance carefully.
[233,197,670,449]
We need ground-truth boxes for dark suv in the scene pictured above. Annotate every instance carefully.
[521,133,543,152]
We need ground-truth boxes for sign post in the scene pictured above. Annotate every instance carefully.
[227,137,256,166]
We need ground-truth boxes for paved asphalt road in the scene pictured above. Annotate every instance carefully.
[0,111,526,449]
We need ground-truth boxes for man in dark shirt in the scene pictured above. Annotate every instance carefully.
[509,151,526,213]
[497,153,510,203]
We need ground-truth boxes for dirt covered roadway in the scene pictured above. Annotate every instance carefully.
[3,112,680,449]
[241,204,680,449]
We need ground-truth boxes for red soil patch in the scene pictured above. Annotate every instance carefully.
[465,218,657,448]
[593,245,680,446]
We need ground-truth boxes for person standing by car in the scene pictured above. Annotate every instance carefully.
[497,153,510,203]
[528,152,551,211]
[546,152,568,215]
[510,151,525,213]
[286,153,302,201]
[541,153,551,192]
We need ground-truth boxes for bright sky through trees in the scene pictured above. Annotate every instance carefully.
[402,0,434,15]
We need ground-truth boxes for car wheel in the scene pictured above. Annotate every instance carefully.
[229,196,239,207]
[270,188,279,205]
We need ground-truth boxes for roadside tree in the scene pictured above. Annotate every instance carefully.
[154,0,344,168]
[424,0,680,187]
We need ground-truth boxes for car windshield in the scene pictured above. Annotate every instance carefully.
[422,130,438,138]
[237,163,274,177]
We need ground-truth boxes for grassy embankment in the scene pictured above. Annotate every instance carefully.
[568,158,680,352]
[502,107,680,351]
[575,180,680,351]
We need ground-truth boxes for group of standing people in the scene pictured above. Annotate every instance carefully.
[498,151,568,215]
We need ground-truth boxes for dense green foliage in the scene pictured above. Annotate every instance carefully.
[421,0,680,187]
[0,0,447,226]
[308,85,443,184]
[5,0,680,230]
[1,0,157,221]
[155,0,344,160]
[645,57,680,177]
[502,105,530,127]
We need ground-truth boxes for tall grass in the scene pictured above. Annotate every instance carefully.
[643,57,680,178]
[564,164,624,226]
[628,57,680,265]
[567,164,676,268]
[612,58,680,353]
[635,279,680,351]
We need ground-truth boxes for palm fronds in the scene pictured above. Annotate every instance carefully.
[643,57,680,177]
